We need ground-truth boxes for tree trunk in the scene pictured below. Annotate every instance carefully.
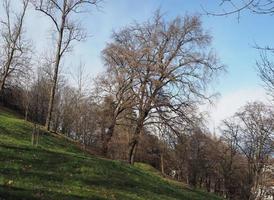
[45,50,61,131]
[25,103,29,121]
[83,132,86,150]
[45,14,65,131]
[31,124,36,146]
[0,78,6,94]
[0,51,13,94]
[128,113,147,164]
[0,78,5,104]
[160,153,165,174]
[250,170,261,200]
[128,139,138,164]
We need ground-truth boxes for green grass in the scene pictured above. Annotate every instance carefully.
[0,107,223,200]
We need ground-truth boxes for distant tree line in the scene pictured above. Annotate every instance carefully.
[0,1,273,200]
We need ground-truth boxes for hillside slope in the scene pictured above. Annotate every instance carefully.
[0,107,223,200]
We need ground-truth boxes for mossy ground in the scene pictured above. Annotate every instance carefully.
[0,107,223,200]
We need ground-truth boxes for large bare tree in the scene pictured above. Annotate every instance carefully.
[103,12,223,164]
[31,0,101,130]
[221,102,274,200]
[94,63,134,156]
[0,0,31,94]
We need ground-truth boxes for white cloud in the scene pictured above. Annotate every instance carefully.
[202,87,270,132]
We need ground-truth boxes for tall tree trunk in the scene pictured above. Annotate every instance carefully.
[128,139,138,164]
[0,77,6,94]
[128,122,143,164]
[0,48,15,94]
[45,13,65,131]
[250,170,261,200]
[35,127,40,147]
[128,112,147,164]
[0,78,6,104]
[25,104,29,121]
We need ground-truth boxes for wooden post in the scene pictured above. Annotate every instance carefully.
[35,127,40,147]
[32,124,36,146]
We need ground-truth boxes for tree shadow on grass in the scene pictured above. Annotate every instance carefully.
[0,126,31,142]
[0,143,34,152]
[0,185,108,200]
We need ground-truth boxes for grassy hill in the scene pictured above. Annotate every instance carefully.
[0,107,223,200]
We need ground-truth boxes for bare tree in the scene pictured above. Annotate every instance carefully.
[94,64,134,156]
[31,0,101,131]
[70,63,93,149]
[221,102,274,200]
[103,11,223,164]
[220,118,248,199]
[0,0,31,95]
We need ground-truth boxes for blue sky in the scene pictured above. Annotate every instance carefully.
[22,0,273,92]
[76,0,271,127]
[71,0,272,94]
[2,0,273,128]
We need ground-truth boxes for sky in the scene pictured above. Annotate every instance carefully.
[2,0,273,130]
